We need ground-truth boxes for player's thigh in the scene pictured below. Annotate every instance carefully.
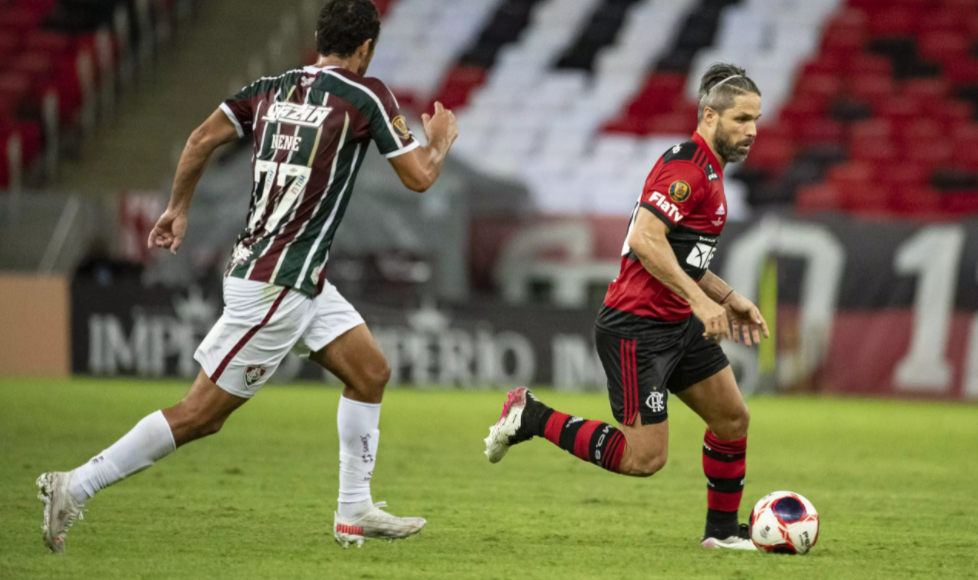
[594,327,680,428]
[195,278,312,399]
[674,365,749,440]
[298,284,388,402]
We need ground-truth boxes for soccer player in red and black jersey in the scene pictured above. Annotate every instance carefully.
[485,63,768,550]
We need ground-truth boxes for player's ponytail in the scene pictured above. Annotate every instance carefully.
[697,63,761,122]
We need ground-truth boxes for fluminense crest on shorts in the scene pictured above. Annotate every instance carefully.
[262,102,332,127]
[244,365,267,387]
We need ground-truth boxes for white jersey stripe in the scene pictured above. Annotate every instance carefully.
[322,70,402,146]
[296,139,364,288]
[269,92,337,282]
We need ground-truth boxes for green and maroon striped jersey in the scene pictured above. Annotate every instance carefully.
[219,65,418,296]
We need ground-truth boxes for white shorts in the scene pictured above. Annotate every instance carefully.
[194,277,365,398]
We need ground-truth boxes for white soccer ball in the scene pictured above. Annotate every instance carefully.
[748,491,820,555]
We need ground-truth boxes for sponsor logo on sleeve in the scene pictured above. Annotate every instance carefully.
[648,191,684,223]
[391,115,411,140]
[262,102,332,127]
[668,180,691,203]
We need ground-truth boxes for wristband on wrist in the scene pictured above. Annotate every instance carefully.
[720,289,735,304]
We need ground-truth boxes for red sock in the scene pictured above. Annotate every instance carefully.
[542,411,626,473]
[703,430,747,521]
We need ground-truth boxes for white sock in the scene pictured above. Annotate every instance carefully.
[336,397,380,519]
[67,410,176,503]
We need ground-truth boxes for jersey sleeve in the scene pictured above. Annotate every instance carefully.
[639,162,708,230]
[220,80,265,139]
[361,78,420,158]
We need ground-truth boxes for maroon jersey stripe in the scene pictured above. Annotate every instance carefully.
[247,100,352,282]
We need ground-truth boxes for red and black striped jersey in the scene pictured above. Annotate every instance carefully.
[220,65,418,296]
[598,132,728,334]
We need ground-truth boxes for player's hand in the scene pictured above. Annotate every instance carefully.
[146,207,188,255]
[421,101,458,147]
[691,296,730,344]
[722,292,769,347]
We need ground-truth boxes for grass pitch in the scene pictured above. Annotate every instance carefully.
[1,379,976,579]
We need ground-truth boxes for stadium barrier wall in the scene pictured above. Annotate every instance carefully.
[0,274,70,378]
[69,215,978,401]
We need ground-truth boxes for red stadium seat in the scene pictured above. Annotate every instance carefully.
[827,162,875,192]
[850,137,898,164]
[850,119,893,141]
[648,114,694,135]
[429,66,486,111]
[902,78,949,111]
[24,31,75,57]
[951,125,978,149]
[803,56,845,77]
[935,100,974,129]
[0,72,31,114]
[920,8,971,35]
[744,137,795,175]
[848,75,895,105]
[879,163,929,188]
[944,193,978,214]
[867,8,920,37]
[904,138,954,170]
[944,60,978,85]
[10,51,55,88]
[601,116,646,136]
[897,119,943,142]
[794,74,841,102]
[919,33,969,64]
[0,7,45,36]
[780,97,828,129]
[821,30,867,61]
[796,183,842,213]
[877,96,923,123]
[800,119,845,146]
[846,54,893,78]
[890,186,943,216]
[951,145,978,171]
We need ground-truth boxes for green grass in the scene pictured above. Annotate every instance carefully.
[1,379,977,579]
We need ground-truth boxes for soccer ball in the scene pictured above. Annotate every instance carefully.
[748,491,819,554]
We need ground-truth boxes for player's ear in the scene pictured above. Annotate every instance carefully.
[357,38,373,59]
[703,106,718,129]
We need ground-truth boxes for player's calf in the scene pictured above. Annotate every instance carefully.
[485,388,628,474]
[617,445,667,477]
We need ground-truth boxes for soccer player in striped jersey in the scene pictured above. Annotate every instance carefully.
[37,0,457,552]
[485,63,768,550]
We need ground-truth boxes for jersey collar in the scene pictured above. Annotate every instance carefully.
[303,65,341,73]
[692,132,723,178]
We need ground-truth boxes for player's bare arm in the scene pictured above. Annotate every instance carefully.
[388,101,458,192]
[700,270,769,346]
[147,109,239,254]
[627,208,730,342]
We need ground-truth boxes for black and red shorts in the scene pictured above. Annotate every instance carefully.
[594,316,729,426]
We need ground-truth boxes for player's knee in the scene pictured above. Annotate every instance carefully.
[365,357,391,391]
[629,449,668,477]
[713,405,750,440]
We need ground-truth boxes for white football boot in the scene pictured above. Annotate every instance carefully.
[702,524,757,550]
[484,387,540,463]
[37,472,85,554]
[333,502,426,548]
